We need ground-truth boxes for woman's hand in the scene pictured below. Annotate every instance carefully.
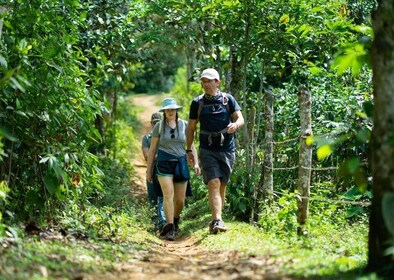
[187,152,195,165]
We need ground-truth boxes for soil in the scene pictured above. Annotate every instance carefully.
[128,94,162,203]
[86,94,292,280]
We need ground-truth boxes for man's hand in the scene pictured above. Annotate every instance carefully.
[227,122,238,134]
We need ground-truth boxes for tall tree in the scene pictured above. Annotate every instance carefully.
[367,0,394,275]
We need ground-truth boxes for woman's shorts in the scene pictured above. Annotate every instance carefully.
[199,148,235,184]
[156,160,188,183]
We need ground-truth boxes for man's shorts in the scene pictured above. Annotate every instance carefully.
[199,148,235,184]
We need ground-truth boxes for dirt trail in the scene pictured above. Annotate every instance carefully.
[128,94,163,202]
[88,94,291,280]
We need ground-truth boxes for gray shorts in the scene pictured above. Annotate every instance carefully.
[199,148,235,184]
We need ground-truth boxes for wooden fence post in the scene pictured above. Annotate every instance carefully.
[297,86,313,235]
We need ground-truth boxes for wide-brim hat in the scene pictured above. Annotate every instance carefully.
[158,98,183,112]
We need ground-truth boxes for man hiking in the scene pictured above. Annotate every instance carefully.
[186,68,244,234]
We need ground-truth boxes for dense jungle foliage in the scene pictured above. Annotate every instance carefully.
[1,0,393,277]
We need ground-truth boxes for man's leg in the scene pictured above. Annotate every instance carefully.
[208,178,223,220]
[208,178,227,233]
[220,181,227,210]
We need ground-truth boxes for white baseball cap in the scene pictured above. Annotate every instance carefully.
[200,68,220,81]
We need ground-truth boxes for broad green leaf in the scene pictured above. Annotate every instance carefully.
[0,55,7,68]
[356,128,371,143]
[309,65,323,75]
[346,157,360,174]
[280,14,290,24]
[331,43,367,75]
[39,157,50,164]
[10,77,25,92]
[44,171,59,195]
[363,101,373,118]
[353,25,374,37]
[382,192,394,235]
[238,201,247,213]
[317,145,332,160]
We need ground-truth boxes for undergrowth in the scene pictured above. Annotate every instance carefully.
[182,197,374,280]
[0,94,378,280]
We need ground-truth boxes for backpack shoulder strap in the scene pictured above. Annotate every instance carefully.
[197,92,231,120]
[197,94,204,120]
[221,92,230,112]
[158,120,163,137]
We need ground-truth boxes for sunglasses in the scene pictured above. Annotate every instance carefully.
[170,128,175,139]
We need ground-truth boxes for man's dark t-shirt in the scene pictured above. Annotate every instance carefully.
[189,92,241,152]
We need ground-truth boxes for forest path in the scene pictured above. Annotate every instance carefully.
[87,93,291,280]
[128,93,163,203]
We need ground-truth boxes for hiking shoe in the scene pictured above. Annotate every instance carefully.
[209,219,227,234]
[155,220,166,232]
[160,223,173,236]
[174,217,180,234]
[160,223,175,241]
[165,226,175,241]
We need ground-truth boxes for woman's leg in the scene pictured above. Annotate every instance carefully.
[173,181,187,219]
[158,176,175,224]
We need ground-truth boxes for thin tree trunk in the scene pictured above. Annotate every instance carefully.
[263,89,274,199]
[0,6,6,41]
[186,46,195,93]
[367,0,394,274]
[254,89,274,223]
[297,86,312,235]
[252,63,266,223]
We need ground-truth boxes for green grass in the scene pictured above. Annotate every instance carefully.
[180,199,372,279]
[0,95,376,280]
[0,195,375,280]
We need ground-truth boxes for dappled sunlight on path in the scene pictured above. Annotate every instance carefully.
[87,93,296,280]
[85,234,291,280]
[128,93,164,203]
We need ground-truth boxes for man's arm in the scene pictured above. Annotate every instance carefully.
[186,119,197,150]
[142,147,149,161]
[227,110,244,134]
[186,119,198,165]
[146,137,159,182]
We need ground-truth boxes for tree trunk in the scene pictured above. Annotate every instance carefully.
[254,89,274,223]
[0,6,6,41]
[367,0,394,274]
[297,86,312,235]
[253,64,266,223]
[263,90,274,199]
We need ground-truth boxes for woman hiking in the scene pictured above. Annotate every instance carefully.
[146,98,200,241]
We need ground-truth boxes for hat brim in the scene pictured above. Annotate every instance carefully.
[200,74,218,80]
[159,106,183,112]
